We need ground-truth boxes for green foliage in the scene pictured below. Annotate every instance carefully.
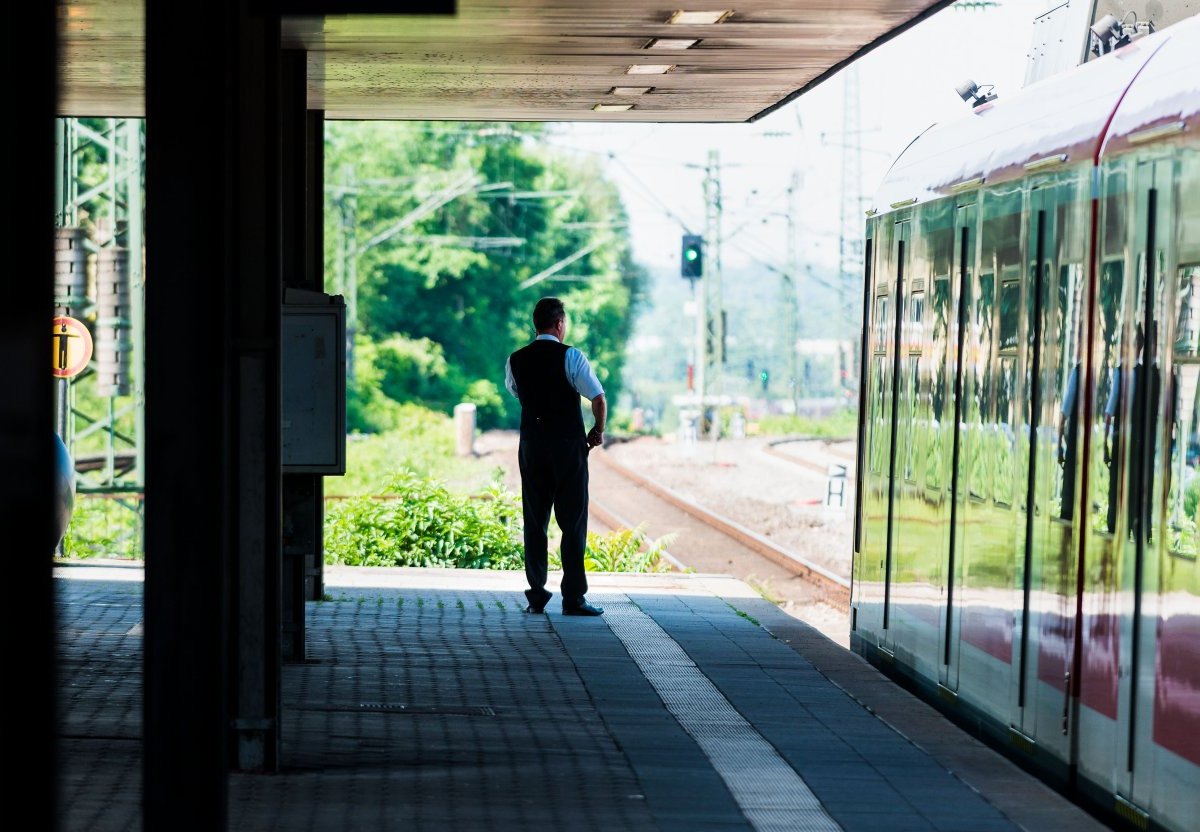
[463,378,507,430]
[326,122,645,434]
[755,409,858,439]
[325,471,525,569]
[584,524,674,573]
[325,463,677,575]
[61,496,144,559]
[1184,477,1200,521]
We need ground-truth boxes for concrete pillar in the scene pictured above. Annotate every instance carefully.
[3,1,57,826]
[145,0,282,825]
[455,402,477,456]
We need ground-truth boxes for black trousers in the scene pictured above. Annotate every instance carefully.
[519,433,589,603]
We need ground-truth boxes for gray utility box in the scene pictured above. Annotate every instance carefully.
[282,288,346,474]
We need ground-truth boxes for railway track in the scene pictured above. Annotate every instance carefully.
[588,448,850,613]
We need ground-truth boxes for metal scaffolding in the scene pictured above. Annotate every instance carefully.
[54,118,146,555]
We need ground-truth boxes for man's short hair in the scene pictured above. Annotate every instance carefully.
[533,297,566,332]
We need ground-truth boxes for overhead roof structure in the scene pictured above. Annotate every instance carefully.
[61,0,953,121]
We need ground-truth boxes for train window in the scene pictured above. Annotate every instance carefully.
[999,280,1021,353]
[995,356,1017,507]
[908,290,926,352]
[1174,266,1200,356]
[870,354,888,475]
[1056,263,1086,521]
[928,278,951,493]
[1168,265,1200,559]
[1093,257,1126,538]
[968,271,996,502]
[1166,365,1200,559]
[931,278,950,423]
[903,354,921,482]
[873,295,889,354]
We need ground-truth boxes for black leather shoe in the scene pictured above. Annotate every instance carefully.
[525,588,552,614]
[562,598,604,616]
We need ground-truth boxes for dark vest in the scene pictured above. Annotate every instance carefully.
[509,340,585,440]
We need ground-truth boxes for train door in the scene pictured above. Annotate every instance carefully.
[1150,148,1200,832]
[955,186,1023,720]
[1013,174,1088,763]
[1113,155,1176,809]
[881,216,912,654]
[1077,161,1132,788]
[938,199,975,693]
[856,217,897,640]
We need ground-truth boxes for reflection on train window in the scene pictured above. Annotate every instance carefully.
[999,280,1021,352]
[931,278,950,423]
[967,272,996,502]
[1168,265,1200,559]
[1057,263,1085,522]
[870,355,887,475]
[873,294,889,354]
[1092,258,1126,537]
[995,356,1016,507]
[1168,366,1200,559]
[1174,266,1200,355]
[904,354,920,482]
[908,290,926,352]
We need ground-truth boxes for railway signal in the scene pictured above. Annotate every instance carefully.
[681,234,703,279]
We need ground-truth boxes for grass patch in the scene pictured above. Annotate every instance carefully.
[754,409,857,439]
[727,603,761,627]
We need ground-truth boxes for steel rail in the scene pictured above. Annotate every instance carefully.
[591,450,851,611]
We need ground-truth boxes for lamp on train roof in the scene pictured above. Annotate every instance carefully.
[956,79,997,108]
[1090,13,1129,55]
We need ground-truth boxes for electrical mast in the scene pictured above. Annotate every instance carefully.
[702,150,724,442]
[837,64,863,399]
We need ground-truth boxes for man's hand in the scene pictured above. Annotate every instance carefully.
[588,393,607,450]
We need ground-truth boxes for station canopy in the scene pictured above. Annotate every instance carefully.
[60,0,951,121]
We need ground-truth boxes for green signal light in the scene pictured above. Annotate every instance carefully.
[760,371,769,381]
[685,249,698,261]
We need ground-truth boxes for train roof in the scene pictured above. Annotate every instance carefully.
[1103,13,1200,157]
[870,13,1200,217]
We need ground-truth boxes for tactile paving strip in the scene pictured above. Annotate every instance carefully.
[597,596,842,832]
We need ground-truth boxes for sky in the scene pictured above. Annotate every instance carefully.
[544,0,1049,277]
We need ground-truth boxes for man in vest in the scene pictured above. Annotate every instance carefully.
[505,297,606,616]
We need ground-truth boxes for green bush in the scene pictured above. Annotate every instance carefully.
[1185,477,1200,521]
[61,495,144,559]
[326,471,524,569]
[585,524,675,573]
[326,469,677,575]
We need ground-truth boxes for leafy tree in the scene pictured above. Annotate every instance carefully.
[325,122,644,431]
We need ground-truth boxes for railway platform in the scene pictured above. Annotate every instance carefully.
[57,563,1110,831]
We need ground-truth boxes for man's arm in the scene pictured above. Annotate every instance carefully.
[587,394,607,448]
[504,356,519,399]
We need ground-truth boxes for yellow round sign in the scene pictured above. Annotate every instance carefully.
[52,315,93,379]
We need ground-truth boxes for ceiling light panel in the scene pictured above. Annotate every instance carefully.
[645,38,699,49]
[667,10,733,25]
[609,86,654,95]
[626,64,674,75]
[593,103,634,112]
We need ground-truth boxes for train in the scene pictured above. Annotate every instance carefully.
[850,10,1200,832]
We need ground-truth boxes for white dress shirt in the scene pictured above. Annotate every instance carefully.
[505,334,605,401]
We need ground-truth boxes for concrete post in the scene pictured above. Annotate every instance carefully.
[455,403,477,456]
